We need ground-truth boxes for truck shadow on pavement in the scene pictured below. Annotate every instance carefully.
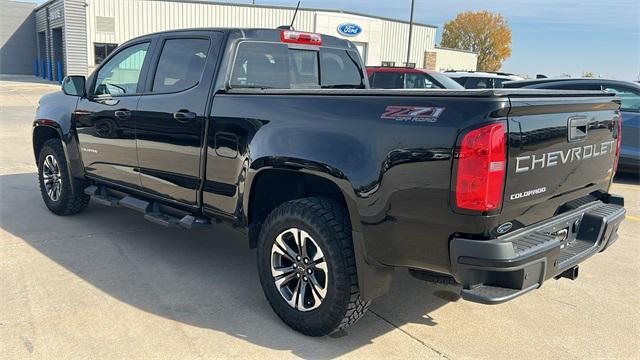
[1,172,459,357]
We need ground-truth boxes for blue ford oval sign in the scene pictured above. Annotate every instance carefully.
[337,23,362,37]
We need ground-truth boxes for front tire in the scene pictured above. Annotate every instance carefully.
[257,197,370,336]
[37,139,90,215]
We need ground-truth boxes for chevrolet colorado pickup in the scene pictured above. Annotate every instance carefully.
[33,28,626,336]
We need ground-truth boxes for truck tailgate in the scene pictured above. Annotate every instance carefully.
[502,95,621,227]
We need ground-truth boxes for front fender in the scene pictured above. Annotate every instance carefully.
[33,91,84,194]
[35,91,78,135]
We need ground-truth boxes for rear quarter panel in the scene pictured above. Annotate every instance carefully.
[206,93,509,272]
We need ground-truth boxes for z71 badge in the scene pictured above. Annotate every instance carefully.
[381,106,445,123]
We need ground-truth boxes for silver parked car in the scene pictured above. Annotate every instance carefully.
[504,78,640,174]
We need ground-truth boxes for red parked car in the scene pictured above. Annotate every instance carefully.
[366,66,464,89]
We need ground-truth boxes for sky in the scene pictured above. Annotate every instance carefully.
[26,0,640,80]
[251,0,640,80]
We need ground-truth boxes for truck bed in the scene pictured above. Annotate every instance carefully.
[226,88,615,98]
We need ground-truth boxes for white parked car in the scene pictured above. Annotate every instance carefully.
[444,71,524,89]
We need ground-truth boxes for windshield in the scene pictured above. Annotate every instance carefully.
[230,42,364,89]
[427,72,464,89]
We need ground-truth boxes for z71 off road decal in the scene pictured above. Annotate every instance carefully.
[381,106,445,123]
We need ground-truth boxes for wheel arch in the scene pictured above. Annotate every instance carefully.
[32,121,85,196]
[244,165,362,249]
[32,123,62,163]
[243,161,394,301]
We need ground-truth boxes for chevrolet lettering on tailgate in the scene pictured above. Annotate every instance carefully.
[515,140,616,173]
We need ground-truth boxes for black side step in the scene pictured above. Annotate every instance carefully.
[85,185,211,230]
[84,185,118,207]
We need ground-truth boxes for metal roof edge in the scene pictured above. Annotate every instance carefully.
[35,0,438,28]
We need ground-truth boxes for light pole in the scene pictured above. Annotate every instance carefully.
[405,0,416,67]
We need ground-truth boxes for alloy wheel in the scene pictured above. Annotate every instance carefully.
[43,154,62,201]
[270,228,328,311]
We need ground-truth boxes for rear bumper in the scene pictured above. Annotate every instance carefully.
[449,197,625,304]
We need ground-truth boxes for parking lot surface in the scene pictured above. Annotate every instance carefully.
[1,76,639,359]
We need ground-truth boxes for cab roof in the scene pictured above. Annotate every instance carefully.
[124,28,356,50]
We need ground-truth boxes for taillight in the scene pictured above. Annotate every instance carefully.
[613,113,622,174]
[35,119,56,126]
[455,122,507,212]
[280,30,322,46]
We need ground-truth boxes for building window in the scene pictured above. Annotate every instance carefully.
[381,61,395,67]
[94,43,118,65]
[403,62,416,69]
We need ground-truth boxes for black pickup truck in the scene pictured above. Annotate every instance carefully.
[33,28,626,336]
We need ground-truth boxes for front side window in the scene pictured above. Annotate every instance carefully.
[152,38,210,93]
[603,86,640,112]
[94,42,149,96]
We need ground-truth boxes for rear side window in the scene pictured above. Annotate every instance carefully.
[370,72,404,88]
[230,42,364,89]
[152,38,210,93]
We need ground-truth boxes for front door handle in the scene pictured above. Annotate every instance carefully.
[173,110,197,123]
[114,109,131,120]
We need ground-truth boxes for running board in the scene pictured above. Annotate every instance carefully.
[84,185,211,230]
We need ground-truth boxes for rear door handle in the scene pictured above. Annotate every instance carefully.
[114,110,131,120]
[173,110,197,123]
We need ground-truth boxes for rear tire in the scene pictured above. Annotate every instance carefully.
[37,139,90,215]
[257,197,370,336]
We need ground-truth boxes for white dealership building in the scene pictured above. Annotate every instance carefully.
[25,0,477,79]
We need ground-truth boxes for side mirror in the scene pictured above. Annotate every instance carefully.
[61,76,86,97]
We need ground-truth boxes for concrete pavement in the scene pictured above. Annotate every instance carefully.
[1,77,638,359]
